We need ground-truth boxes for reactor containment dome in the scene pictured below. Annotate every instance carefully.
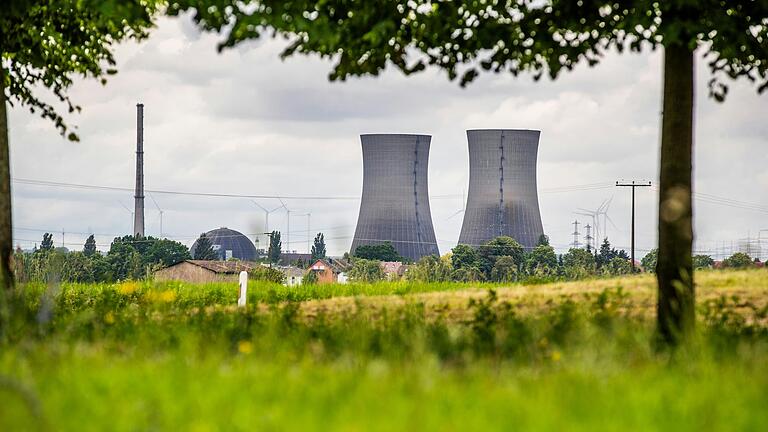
[458,129,544,249]
[191,227,257,261]
[350,134,440,261]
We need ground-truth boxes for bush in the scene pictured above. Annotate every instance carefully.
[348,259,385,282]
[353,242,404,262]
[406,255,452,282]
[722,252,754,269]
[250,266,286,284]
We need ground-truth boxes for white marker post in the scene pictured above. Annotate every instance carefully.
[238,271,248,307]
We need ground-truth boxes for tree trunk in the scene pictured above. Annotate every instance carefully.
[657,44,695,345]
[0,61,13,337]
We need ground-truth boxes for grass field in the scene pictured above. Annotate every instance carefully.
[2,269,767,431]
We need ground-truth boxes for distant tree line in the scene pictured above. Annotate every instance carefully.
[348,235,763,284]
[13,233,190,283]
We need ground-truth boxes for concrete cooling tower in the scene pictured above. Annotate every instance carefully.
[350,134,440,261]
[458,129,544,249]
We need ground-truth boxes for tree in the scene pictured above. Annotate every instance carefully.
[451,244,481,270]
[537,234,551,247]
[311,233,326,261]
[268,231,282,264]
[145,239,191,268]
[39,233,54,252]
[169,1,768,344]
[490,256,518,283]
[562,248,597,280]
[348,258,385,283]
[603,257,633,277]
[722,252,754,269]
[478,236,524,277]
[641,249,659,273]
[353,242,403,262]
[106,240,143,281]
[525,243,558,277]
[596,238,629,270]
[692,255,714,270]
[62,252,94,283]
[193,233,218,261]
[407,255,452,282]
[450,244,484,282]
[83,235,97,257]
[1,0,159,336]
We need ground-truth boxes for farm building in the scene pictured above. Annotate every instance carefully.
[308,258,351,284]
[154,260,306,286]
[153,260,255,283]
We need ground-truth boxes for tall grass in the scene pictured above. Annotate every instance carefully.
[1,272,767,430]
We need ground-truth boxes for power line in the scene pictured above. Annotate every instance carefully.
[12,177,461,201]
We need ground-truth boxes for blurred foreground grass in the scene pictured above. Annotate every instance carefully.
[1,269,767,431]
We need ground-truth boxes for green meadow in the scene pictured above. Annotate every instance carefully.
[1,270,767,431]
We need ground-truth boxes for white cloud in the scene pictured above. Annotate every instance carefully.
[8,16,768,260]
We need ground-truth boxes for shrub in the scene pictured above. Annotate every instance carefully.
[722,252,754,269]
[348,259,385,282]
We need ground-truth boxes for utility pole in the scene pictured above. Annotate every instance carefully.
[616,180,652,271]
[571,220,581,249]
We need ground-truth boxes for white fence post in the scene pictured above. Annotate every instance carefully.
[238,271,248,307]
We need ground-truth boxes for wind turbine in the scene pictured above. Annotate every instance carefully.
[118,201,134,231]
[148,193,164,237]
[251,200,283,250]
[251,200,283,233]
[278,198,291,253]
[447,188,466,220]
[298,212,312,253]
[598,197,619,242]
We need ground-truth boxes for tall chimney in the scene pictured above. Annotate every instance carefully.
[133,103,145,237]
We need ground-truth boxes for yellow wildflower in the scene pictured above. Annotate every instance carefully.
[117,282,138,295]
[159,290,176,303]
[238,340,253,354]
[551,350,562,362]
[104,312,115,324]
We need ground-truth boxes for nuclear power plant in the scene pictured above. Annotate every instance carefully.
[128,110,545,260]
[350,134,440,261]
[458,129,544,249]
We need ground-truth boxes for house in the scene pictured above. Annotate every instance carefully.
[280,266,305,286]
[308,258,351,284]
[153,260,256,283]
[380,261,406,280]
[280,252,313,267]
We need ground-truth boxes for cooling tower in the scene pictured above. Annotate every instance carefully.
[458,129,544,249]
[350,134,440,261]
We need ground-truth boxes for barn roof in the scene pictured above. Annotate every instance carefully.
[184,260,256,274]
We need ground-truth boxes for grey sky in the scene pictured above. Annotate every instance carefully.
[9,15,768,259]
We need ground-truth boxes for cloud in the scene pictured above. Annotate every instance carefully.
[8,16,768,260]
